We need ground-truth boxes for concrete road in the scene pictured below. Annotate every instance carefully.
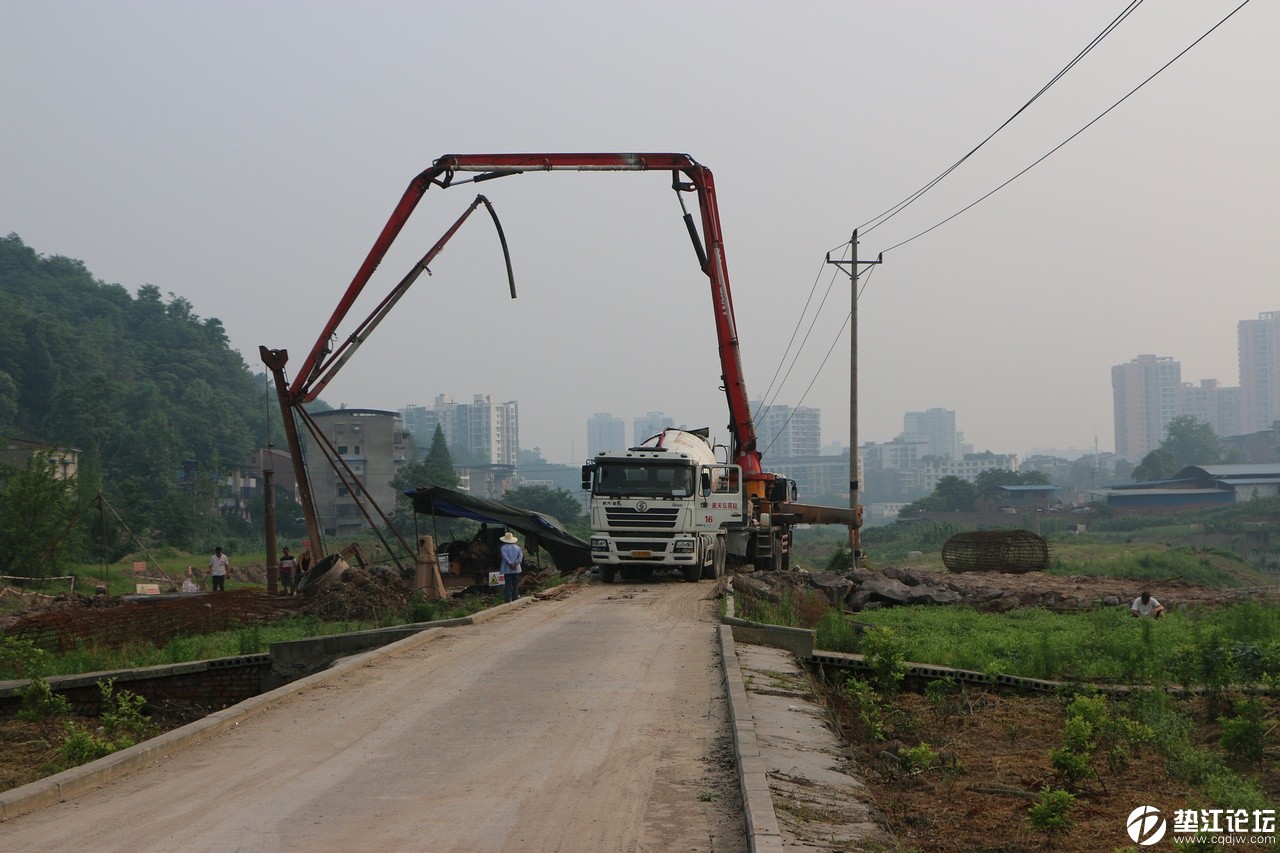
[2,580,746,852]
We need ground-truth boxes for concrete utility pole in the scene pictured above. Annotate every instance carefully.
[826,230,881,567]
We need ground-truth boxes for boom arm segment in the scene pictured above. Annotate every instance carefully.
[287,153,761,474]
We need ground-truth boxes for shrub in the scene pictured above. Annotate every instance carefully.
[1027,786,1075,839]
[860,626,911,699]
[18,676,70,723]
[0,637,50,680]
[842,677,885,741]
[97,678,150,745]
[1217,697,1265,763]
[58,723,116,765]
[903,741,939,772]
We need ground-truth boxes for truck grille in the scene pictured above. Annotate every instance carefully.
[604,506,680,529]
[615,540,670,552]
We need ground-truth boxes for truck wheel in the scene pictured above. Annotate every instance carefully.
[702,539,725,580]
[682,563,701,583]
[600,565,616,584]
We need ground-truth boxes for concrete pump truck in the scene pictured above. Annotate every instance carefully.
[263,153,858,577]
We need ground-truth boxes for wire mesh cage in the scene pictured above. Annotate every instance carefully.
[941,529,1051,574]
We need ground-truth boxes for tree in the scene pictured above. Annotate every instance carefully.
[502,485,583,525]
[1160,415,1222,468]
[1132,416,1222,482]
[974,468,1050,496]
[1131,447,1177,483]
[0,454,80,578]
[389,425,460,538]
[899,475,976,514]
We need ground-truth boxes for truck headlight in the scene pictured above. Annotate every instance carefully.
[673,539,695,553]
[591,537,609,553]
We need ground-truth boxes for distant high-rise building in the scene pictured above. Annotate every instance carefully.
[900,408,960,459]
[587,413,625,456]
[633,411,674,446]
[1176,379,1244,439]
[457,394,518,467]
[1239,311,1280,433]
[750,402,820,458]
[1112,354,1181,461]
[399,393,517,466]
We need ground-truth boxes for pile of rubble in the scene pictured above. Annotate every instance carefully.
[731,565,1255,614]
[300,567,414,622]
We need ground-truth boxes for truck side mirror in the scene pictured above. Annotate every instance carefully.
[581,465,593,491]
[701,471,712,496]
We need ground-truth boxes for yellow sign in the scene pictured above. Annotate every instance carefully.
[135,584,161,595]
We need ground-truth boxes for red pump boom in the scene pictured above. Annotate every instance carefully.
[288,153,763,476]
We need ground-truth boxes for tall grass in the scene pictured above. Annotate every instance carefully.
[814,601,1280,685]
[1047,544,1256,588]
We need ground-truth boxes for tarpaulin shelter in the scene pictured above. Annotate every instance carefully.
[407,486,590,572]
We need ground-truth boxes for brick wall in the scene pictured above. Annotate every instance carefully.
[0,656,273,718]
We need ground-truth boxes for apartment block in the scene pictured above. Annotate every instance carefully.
[1239,311,1280,432]
[304,408,409,537]
[400,394,519,467]
[1112,354,1182,462]
[750,401,821,458]
[632,411,674,446]
[587,412,625,456]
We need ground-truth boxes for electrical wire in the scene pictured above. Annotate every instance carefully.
[881,0,1252,255]
[859,0,1146,237]
[752,253,843,425]
[759,263,877,457]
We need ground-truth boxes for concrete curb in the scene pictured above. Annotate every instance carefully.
[0,595,534,823]
[718,621,784,853]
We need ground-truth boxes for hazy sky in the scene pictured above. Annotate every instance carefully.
[4,1,1277,465]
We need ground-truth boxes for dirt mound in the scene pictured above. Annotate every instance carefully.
[301,568,413,621]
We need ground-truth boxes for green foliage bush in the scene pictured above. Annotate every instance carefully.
[1217,697,1266,763]
[0,637,50,680]
[841,677,885,741]
[1027,786,1075,838]
[58,723,117,765]
[860,625,911,698]
[97,678,150,745]
[18,676,69,722]
[902,741,939,772]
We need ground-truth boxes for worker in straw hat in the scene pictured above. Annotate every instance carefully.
[498,531,524,603]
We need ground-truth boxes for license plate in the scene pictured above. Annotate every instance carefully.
[630,550,652,558]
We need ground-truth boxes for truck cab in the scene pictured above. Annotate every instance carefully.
[582,430,743,583]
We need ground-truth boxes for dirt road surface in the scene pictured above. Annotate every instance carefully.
[2,580,747,852]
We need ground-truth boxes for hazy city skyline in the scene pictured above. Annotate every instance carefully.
[4,2,1276,465]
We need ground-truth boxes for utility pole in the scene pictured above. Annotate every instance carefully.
[826,230,881,567]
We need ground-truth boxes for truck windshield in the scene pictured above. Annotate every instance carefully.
[594,462,694,498]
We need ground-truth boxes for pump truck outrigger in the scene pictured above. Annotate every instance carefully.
[262,153,860,574]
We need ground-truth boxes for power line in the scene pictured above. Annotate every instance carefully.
[753,253,843,426]
[860,0,1146,237]
[881,0,1253,255]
